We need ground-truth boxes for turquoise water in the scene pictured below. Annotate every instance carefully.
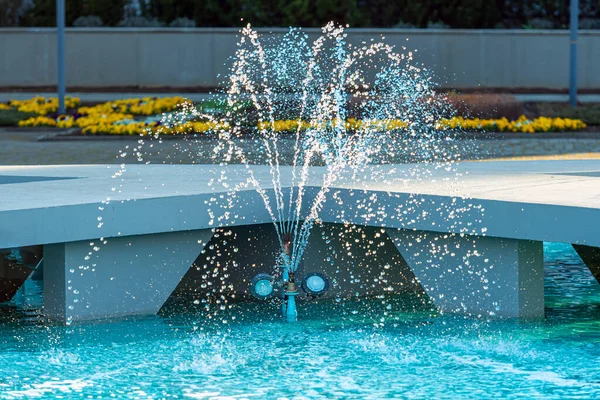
[1,242,600,399]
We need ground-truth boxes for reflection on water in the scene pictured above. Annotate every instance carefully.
[0,242,599,399]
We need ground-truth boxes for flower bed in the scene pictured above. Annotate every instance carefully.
[78,96,187,116]
[436,115,587,133]
[9,96,80,114]
[14,96,190,131]
[3,96,588,136]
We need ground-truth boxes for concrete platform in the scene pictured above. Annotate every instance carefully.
[0,160,598,248]
[0,160,599,321]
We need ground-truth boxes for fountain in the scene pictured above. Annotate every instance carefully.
[156,23,456,321]
[4,22,600,400]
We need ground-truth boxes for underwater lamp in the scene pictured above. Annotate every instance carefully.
[249,273,275,300]
[250,272,329,300]
[301,273,329,297]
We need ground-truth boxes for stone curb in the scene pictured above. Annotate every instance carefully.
[34,131,600,142]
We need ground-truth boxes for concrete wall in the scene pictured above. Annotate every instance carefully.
[172,223,423,303]
[1,28,599,89]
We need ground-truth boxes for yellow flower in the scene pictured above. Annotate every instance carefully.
[11,94,587,135]
[10,96,80,114]
[18,116,57,127]
[78,96,187,117]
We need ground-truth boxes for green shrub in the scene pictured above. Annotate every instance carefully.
[0,109,38,126]
[393,20,418,28]
[72,15,103,27]
[525,18,555,30]
[531,103,600,125]
[427,21,449,29]
[168,17,195,27]
[118,16,163,27]
[0,0,24,27]
[580,18,600,29]
[14,0,600,29]
[20,0,126,27]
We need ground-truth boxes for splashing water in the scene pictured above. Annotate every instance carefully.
[88,23,476,324]
[3,244,600,399]
[173,23,453,274]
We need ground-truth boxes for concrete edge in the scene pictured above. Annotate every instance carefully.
[30,131,600,142]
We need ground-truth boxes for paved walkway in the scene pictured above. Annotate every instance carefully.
[3,127,600,165]
[482,153,600,161]
[1,92,599,103]
[0,92,214,102]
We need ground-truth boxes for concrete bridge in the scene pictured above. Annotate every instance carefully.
[0,160,599,323]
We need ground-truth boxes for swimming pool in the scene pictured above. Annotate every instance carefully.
[1,242,599,399]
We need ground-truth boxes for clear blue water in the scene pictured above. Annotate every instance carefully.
[1,242,600,399]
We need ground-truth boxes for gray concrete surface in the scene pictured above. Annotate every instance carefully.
[1,161,599,249]
[44,230,212,322]
[2,28,600,89]
[2,160,599,321]
[1,92,600,103]
[0,92,214,103]
[2,128,600,166]
[390,231,544,318]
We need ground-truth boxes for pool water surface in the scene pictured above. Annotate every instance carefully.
[0,242,599,399]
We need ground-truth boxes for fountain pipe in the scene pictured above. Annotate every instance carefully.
[284,278,299,323]
[280,264,289,318]
[280,233,298,322]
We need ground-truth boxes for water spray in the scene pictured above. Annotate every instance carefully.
[221,22,447,322]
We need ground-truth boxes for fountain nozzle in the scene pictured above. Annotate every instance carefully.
[284,271,297,292]
[283,272,299,322]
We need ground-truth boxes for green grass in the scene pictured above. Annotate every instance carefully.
[0,109,38,126]
[529,103,600,125]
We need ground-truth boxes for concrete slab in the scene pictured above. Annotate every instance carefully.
[0,160,599,249]
[1,160,597,321]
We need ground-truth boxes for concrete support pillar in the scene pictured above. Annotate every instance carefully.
[388,230,544,318]
[573,244,600,284]
[43,230,213,323]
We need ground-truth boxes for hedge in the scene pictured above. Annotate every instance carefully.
[5,0,600,29]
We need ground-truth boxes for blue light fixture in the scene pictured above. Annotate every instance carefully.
[250,273,275,300]
[301,273,329,297]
